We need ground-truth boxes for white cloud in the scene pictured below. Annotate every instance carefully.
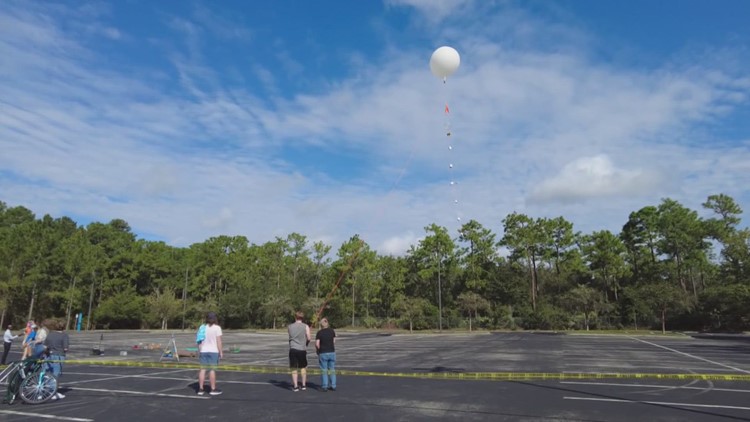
[385,0,473,24]
[528,155,663,204]
[102,27,121,40]
[191,4,252,41]
[380,231,420,256]
[1,1,749,255]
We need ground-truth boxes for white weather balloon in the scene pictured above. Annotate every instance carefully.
[430,46,460,80]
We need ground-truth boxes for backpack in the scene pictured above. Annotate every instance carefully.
[196,324,206,344]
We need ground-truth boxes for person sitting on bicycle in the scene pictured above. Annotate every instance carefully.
[20,324,37,360]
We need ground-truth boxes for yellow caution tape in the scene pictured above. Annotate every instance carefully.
[33,360,750,382]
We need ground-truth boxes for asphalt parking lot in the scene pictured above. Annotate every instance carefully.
[3,331,750,421]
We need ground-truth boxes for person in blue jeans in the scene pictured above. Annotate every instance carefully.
[315,317,336,392]
[43,319,69,400]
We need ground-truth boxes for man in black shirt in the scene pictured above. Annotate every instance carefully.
[315,317,336,391]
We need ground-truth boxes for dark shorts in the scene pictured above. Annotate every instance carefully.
[289,349,307,369]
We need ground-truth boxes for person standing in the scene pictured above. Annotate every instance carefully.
[32,320,48,358]
[44,319,69,400]
[315,317,337,392]
[2,324,20,365]
[197,312,223,396]
[288,311,311,392]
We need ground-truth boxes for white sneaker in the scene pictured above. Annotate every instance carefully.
[56,392,65,399]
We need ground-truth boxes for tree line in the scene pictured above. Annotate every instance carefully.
[0,194,748,333]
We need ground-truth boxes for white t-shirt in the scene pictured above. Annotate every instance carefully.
[35,328,48,344]
[200,324,222,353]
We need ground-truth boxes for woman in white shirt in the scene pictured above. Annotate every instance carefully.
[197,312,223,396]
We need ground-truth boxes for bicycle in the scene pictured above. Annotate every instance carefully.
[1,356,58,405]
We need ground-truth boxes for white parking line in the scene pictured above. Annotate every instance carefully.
[626,336,750,374]
[564,396,750,411]
[64,371,270,385]
[64,368,194,385]
[561,381,750,393]
[71,386,209,399]
[0,410,94,421]
[65,371,189,377]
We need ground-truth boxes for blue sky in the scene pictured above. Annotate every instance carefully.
[1,0,749,255]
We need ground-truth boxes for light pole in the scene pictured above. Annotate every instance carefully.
[181,267,189,331]
[437,254,443,331]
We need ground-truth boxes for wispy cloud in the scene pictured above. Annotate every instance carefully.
[528,155,662,204]
[1,1,749,256]
[385,0,473,24]
[190,4,253,42]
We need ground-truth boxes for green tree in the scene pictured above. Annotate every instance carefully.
[311,241,332,299]
[95,285,145,329]
[147,287,182,329]
[408,224,455,330]
[500,213,546,311]
[393,295,432,332]
[457,291,490,331]
[699,284,750,331]
[376,255,407,324]
[134,240,183,295]
[59,228,96,329]
[621,206,660,282]
[562,284,606,331]
[581,230,630,302]
[702,193,743,239]
[261,294,293,329]
[86,219,138,328]
[2,196,749,332]
[657,198,710,298]
[331,235,377,327]
[457,219,498,295]
[283,233,316,304]
[636,282,690,333]
[717,230,750,284]
[544,217,576,277]
[702,194,749,283]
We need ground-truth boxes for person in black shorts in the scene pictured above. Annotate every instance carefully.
[288,311,311,391]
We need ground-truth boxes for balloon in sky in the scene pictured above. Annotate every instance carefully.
[430,46,461,80]
[430,46,462,222]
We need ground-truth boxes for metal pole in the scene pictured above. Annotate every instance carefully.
[438,258,443,331]
[181,267,189,331]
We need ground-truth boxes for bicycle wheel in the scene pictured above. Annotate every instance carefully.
[19,369,57,404]
[4,367,22,405]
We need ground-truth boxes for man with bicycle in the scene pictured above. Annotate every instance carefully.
[43,319,69,400]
